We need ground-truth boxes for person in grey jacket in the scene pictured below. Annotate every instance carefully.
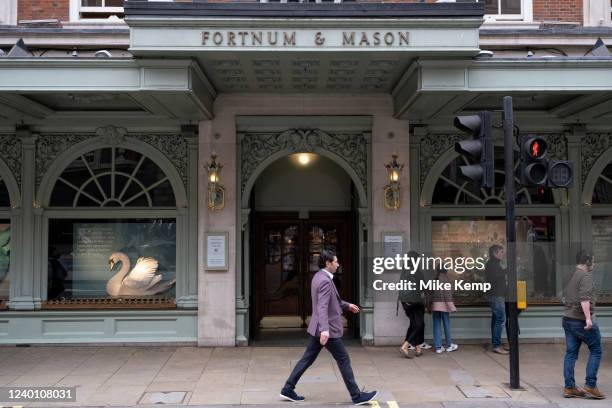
[280,250,378,405]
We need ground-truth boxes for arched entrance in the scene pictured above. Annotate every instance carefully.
[237,128,371,344]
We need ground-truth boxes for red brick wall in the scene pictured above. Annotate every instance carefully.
[533,0,583,23]
[15,0,585,25]
[18,0,69,22]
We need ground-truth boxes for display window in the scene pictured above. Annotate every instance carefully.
[432,216,556,304]
[44,146,179,309]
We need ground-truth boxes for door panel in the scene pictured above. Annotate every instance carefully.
[255,213,353,331]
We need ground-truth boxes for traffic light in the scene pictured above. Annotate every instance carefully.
[519,135,548,186]
[519,135,573,188]
[454,111,494,188]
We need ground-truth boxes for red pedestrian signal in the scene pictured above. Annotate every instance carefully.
[518,135,573,188]
[520,136,548,186]
[530,140,544,159]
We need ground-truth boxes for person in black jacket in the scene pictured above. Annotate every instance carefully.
[485,244,509,355]
[398,251,427,358]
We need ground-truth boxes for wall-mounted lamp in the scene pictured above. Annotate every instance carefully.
[383,154,403,210]
[206,152,225,211]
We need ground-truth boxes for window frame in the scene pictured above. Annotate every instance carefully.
[483,0,533,23]
[69,0,127,21]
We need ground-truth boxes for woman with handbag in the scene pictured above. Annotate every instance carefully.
[430,267,459,354]
[398,251,427,358]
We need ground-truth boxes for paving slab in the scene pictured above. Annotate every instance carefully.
[0,343,610,407]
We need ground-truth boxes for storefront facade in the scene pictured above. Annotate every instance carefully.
[1,1,612,346]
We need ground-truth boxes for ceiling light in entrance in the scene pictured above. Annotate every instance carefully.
[292,153,317,167]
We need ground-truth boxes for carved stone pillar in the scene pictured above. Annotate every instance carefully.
[177,125,198,309]
[10,127,39,310]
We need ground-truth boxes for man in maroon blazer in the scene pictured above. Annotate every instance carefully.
[280,250,378,405]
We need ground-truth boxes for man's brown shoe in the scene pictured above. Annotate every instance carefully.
[492,347,509,355]
[563,387,586,398]
[583,386,606,399]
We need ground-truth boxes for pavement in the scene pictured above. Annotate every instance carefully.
[0,343,610,407]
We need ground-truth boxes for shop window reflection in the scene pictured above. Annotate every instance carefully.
[47,219,176,305]
[432,216,557,304]
[591,217,612,303]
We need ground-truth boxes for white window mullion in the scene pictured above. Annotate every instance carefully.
[484,0,532,23]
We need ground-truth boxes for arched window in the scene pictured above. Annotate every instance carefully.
[426,147,558,305]
[432,147,554,206]
[588,156,612,303]
[0,176,9,208]
[591,162,612,204]
[45,145,179,307]
[49,147,175,208]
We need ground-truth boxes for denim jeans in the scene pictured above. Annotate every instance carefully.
[284,335,360,400]
[563,317,602,388]
[432,311,452,349]
[489,296,506,348]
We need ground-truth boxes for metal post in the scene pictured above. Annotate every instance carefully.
[503,96,520,389]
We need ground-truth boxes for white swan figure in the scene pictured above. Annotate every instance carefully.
[107,252,175,297]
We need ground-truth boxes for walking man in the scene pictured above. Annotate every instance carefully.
[485,244,509,355]
[280,250,378,405]
[562,250,605,399]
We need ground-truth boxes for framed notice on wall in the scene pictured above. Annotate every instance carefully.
[382,231,405,258]
[205,232,228,270]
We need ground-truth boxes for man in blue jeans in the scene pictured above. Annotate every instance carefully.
[562,250,605,399]
[485,245,509,355]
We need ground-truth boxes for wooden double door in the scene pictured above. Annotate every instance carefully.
[254,212,354,330]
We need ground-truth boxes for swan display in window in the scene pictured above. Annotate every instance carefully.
[107,252,175,297]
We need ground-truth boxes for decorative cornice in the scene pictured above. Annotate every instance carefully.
[0,134,22,188]
[582,133,612,186]
[240,128,368,196]
[35,130,188,191]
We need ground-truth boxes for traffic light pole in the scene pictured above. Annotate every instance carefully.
[503,96,521,389]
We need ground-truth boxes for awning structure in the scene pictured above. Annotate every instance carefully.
[1,2,611,128]
[394,58,612,125]
[124,1,483,95]
[0,58,215,127]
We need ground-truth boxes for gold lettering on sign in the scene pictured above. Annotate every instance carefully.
[238,32,248,46]
[343,32,355,46]
[268,31,278,45]
[315,32,325,46]
[251,31,262,46]
[359,32,370,46]
[200,30,410,47]
[373,32,381,46]
[384,32,394,45]
[283,32,296,46]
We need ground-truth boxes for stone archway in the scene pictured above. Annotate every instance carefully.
[235,128,372,344]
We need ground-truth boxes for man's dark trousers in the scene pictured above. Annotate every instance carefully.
[283,335,360,400]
